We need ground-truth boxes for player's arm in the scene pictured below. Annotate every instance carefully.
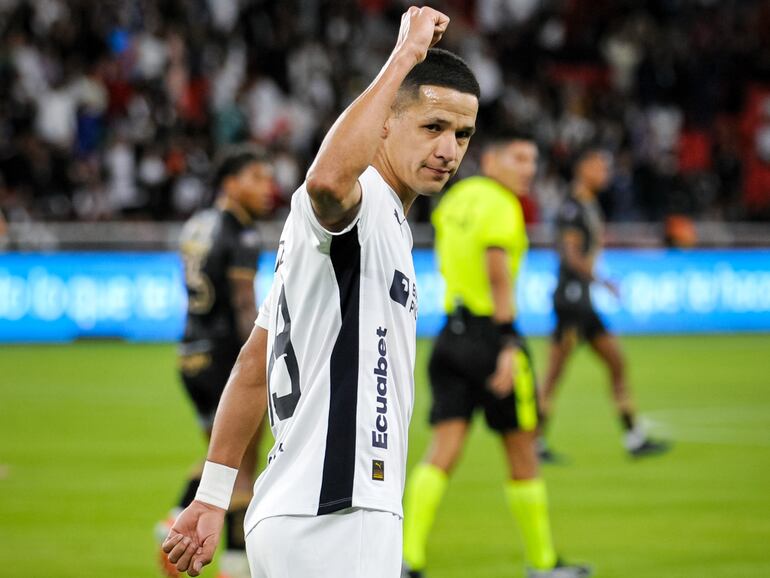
[227,269,257,343]
[487,248,514,324]
[163,326,268,576]
[305,6,449,230]
[561,229,618,295]
[561,229,595,282]
[486,247,519,398]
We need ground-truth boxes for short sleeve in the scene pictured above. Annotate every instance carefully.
[255,276,277,330]
[297,166,386,249]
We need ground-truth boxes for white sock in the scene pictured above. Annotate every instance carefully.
[624,425,647,451]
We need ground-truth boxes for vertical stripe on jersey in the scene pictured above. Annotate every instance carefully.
[318,225,361,515]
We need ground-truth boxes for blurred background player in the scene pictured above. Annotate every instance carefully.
[402,134,591,578]
[538,149,669,461]
[156,145,274,578]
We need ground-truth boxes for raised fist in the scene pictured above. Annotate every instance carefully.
[393,6,450,65]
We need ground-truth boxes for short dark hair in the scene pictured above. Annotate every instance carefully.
[574,145,609,168]
[395,48,480,109]
[483,127,536,151]
[213,144,271,190]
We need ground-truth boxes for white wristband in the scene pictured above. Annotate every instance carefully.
[195,461,238,510]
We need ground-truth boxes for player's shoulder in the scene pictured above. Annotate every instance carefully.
[557,195,585,225]
[359,166,400,213]
[183,206,220,228]
[442,176,500,206]
[359,165,387,190]
[292,166,391,215]
[288,166,394,244]
[214,207,252,247]
[448,175,498,195]
[474,177,518,216]
[180,207,221,243]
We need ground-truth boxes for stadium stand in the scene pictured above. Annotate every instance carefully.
[1,0,770,232]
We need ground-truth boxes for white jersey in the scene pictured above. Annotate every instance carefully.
[245,166,418,534]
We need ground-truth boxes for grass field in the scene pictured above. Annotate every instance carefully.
[1,335,769,578]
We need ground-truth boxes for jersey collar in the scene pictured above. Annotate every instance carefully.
[218,197,254,226]
[369,165,407,221]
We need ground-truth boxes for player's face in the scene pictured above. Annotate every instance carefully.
[232,161,275,217]
[385,85,478,196]
[582,153,611,193]
[496,140,538,195]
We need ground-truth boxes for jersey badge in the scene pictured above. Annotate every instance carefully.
[372,460,385,481]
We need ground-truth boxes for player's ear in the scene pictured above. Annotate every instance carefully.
[480,148,494,175]
[381,115,392,140]
[221,174,233,195]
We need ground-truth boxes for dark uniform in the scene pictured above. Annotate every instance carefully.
[178,203,260,427]
[429,176,539,433]
[429,309,537,432]
[552,195,607,342]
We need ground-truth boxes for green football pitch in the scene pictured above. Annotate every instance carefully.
[1,335,769,578]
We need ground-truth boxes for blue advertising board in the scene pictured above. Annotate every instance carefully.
[1,249,769,342]
[0,252,186,342]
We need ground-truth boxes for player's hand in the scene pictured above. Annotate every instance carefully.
[602,278,620,299]
[393,6,450,65]
[162,500,225,577]
[487,345,518,399]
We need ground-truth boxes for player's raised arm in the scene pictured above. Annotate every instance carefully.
[305,6,449,230]
[163,326,269,576]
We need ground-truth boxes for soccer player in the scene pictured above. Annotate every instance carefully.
[162,7,479,578]
[538,149,669,459]
[157,145,274,578]
[401,135,591,578]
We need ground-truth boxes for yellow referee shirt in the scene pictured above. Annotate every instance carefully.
[432,176,528,317]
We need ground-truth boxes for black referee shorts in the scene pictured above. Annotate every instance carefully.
[552,280,608,343]
[428,310,539,433]
[178,340,240,430]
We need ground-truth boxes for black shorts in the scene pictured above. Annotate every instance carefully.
[428,311,539,433]
[178,340,240,429]
[552,279,607,342]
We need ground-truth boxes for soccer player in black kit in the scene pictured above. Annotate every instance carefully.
[157,146,274,578]
[538,149,669,461]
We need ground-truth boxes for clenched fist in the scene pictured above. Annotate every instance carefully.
[393,6,450,65]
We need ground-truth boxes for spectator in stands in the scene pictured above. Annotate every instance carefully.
[1,0,769,224]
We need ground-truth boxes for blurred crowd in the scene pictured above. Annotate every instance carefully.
[1,0,770,227]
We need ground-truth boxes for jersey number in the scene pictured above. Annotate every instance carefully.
[268,285,301,422]
[182,251,215,314]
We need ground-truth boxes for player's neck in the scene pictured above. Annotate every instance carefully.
[572,182,595,203]
[218,196,253,225]
[486,171,520,198]
[371,156,417,215]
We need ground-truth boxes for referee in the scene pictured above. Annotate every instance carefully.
[402,134,590,578]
